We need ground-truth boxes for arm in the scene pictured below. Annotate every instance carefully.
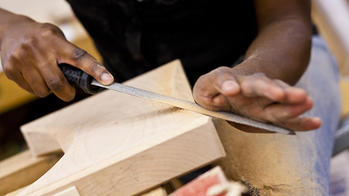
[193,0,321,131]
[0,8,113,101]
[236,0,312,84]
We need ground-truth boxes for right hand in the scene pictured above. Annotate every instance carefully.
[0,17,114,101]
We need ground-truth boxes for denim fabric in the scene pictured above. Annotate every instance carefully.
[215,36,342,196]
[292,35,341,195]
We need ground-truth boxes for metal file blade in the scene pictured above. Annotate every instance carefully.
[91,80,293,135]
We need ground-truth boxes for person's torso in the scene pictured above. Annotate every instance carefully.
[66,0,257,84]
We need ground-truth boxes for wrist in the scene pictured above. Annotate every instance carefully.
[231,54,305,85]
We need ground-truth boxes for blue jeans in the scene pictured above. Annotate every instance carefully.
[292,36,341,195]
[217,36,342,196]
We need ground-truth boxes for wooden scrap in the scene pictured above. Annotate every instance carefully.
[52,187,80,196]
[0,150,61,195]
[141,187,167,196]
[312,0,349,75]
[340,78,349,117]
[5,186,27,196]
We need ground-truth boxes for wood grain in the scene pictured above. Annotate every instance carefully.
[52,187,80,196]
[0,150,61,195]
[5,186,28,196]
[341,78,349,116]
[93,81,291,134]
[312,0,349,75]
[19,60,225,196]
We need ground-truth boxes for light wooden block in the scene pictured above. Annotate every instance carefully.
[52,187,80,196]
[312,0,349,76]
[18,60,225,196]
[5,186,28,196]
[340,79,349,116]
[0,150,61,195]
[141,188,167,196]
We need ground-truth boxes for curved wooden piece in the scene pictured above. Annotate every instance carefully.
[19,60,225,196]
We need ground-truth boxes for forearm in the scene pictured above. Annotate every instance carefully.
[0,8,33,47]
[232,0,312,85]
[234,19,312,85]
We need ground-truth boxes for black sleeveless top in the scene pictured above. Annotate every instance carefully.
[66,0,257,84]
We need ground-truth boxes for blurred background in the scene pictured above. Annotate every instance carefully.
[0,0,349,195]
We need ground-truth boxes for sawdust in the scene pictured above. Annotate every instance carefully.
[214,119,321,196]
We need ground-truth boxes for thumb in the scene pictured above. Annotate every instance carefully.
[56,40,114,85]
[211,67,240,96]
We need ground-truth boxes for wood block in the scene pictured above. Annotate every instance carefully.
[5,186,28,196]
[312,0,349,75]
[0,150,61,195]
[52,187,80,196]
[141,188,167,196]
[340,78,349,116]
[19,60,225,196]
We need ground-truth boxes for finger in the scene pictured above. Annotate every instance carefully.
[21,66,50,98]
[283,87,308,104]
[211,94,232,111]
[16,72,34,93]
[193,89,227,111]
[193,67,238,110]
[21,42,76,101]
[278,116,322,131]
[9,45,49,97]
[265,97,313,121]
[37,56,76,101]
[193,73,220,110]
[56,41,114,85]
[273,79,289,89]
[238,74,285,101]
[194,67,240,97]
[211,67,240,96]
[273,79,308,104]
[9,70,34,93]
[2,59,33,93]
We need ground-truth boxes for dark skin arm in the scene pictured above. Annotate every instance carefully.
[0,2,319,131]
[0,8,114,101]
[193,0,321,131]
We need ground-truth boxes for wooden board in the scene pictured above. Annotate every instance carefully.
[5,186,28,196]
[19,60,225,196]
[140,188,167,196]
[312,0,349,75]
[341,78,349,117]
[0,150,61,195]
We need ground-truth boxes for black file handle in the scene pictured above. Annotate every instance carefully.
[59,63,101,94]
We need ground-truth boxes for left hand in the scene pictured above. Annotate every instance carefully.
[193,66,321,132]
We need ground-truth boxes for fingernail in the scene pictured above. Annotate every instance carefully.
[101,72,114,84]
[222,80,239,93]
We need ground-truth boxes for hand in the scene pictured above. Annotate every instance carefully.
[193,66,321,132]
[0,18,114,101]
